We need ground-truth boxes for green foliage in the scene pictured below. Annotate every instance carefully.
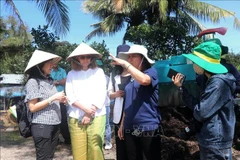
[0,16,33,74]
[83,0,240,41]
[222,53,240,71]
[31,25,60,52]
[3,0,70,37]
[31,26,113,74]
[1,48,33,74]
[31,25,77,72]
[54,41,78,72]
[90,40,113,75]
[0,16,31,48]
[0,16,32,49]
[124,19,201,60]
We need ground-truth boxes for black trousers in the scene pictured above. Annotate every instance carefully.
[114,124,128,160]
[31,123,60,160]
[60,103,71,142]
[124,128,161,160]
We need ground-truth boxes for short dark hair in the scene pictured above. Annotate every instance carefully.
[113,65,124,75]
[141,56,151,71]
[28,60,50,80]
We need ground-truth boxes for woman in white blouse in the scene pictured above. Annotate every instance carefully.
[65,42,106,160]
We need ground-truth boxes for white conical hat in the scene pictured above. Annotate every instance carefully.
[119,44,154,64]
[66,42,102,61]
[24,50,62,74]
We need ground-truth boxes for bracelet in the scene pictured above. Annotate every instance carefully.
[47,98,52,105]
[126,64,132,70]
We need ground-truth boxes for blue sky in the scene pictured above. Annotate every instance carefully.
[1,0,240,55]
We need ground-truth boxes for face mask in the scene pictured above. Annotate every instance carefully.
[193,64,204,75]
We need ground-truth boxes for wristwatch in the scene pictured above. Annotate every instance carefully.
[178,86,183,93]
[56,81,60,85]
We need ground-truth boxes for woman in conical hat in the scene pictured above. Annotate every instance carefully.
[65,42,106,160]
[172,41,236,160]
[66,42,102,71]
[24,50,67,160]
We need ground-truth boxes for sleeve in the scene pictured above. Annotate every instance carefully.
[24,79,42,102]
[106,75,110,86]
[91,69,106,109]
[65,71,78,105]
[145,68,158,87]
[192,80,225,122]
[107,73,114,94]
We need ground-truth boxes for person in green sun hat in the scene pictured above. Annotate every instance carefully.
[172,41,236,160]
[196,38,240,95]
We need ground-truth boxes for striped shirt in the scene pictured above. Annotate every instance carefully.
[24,78,61,125]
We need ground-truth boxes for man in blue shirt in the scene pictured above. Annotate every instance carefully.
[51,62,71,144]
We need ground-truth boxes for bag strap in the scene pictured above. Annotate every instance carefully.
[28,78,40,122]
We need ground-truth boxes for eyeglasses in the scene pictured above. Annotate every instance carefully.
[79,55,91,59]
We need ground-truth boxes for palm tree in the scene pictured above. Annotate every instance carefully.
[2,0,70,37]
[82,0,148,40]
[83,0,240,40]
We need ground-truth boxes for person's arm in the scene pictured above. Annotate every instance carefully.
[118,112,125,140]
[109,54,151,86]
[72,101,96,115]
[25,79,66,113]
[28,91,65,112]
[108,74,124,99]
[124,63,151,86]
[54,78,66,86]
[110,91,125,99]
[58,78,66,86]
[172,73,199,111]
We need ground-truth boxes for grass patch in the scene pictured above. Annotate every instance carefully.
[0,131,27,145]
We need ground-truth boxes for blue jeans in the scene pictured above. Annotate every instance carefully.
[199,145,232,160]
[105,106,111,142]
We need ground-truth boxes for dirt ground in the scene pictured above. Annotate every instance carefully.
[0,111,116,160]
[1,109,240,160]
[0,132,116,160]
[160,107,240,160]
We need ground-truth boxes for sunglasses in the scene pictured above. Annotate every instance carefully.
[79,55,92,59]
